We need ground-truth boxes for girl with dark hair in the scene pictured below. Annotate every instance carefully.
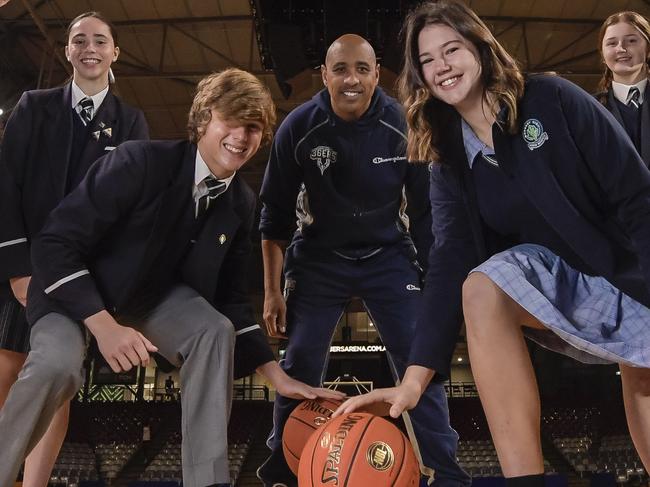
[336,1,650,485]
[597,11,650,166]
[0,11,148,485]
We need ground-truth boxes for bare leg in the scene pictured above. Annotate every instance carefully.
[0,349,71,487]
[22,401,70,487]
[620,364,650,470]
[463,272,546,477]
[0,349,25,405]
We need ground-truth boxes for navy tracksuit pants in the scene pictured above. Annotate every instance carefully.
[258,242,470,486]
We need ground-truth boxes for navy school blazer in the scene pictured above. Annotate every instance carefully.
[0,83,149,301]
[597,84,650,167]
[27,140,275,378]
[410,75,650,380]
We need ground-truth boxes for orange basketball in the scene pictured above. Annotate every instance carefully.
[298,412,420,486]
[282,397,343,475]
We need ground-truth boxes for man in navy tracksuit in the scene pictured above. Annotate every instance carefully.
[257,34,470,487]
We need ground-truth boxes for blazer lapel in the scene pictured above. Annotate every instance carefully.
[44,84,74,199]
[640,84,650,166]
[139,143,196,276]
[607,89,625,130]
[78,91,122,168]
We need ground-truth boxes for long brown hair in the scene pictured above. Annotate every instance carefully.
[597,11,650,94]
[398,0,524,163]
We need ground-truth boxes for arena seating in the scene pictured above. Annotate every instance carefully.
[43,395,646,485]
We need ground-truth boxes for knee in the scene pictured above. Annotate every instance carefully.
[622,366,650,396]
[198,316,235,349]
[27,350,84,397]
[461,272,497,324]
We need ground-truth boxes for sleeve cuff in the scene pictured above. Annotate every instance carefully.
[234,328,276,379]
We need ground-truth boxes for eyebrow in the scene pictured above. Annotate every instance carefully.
[418,39,462,58]
[71,33,109,39]
[605,33,641,41]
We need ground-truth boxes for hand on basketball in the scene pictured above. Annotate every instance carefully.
[9,275,31,307]
[333,382,422,419]
[85,310,158,372]
[263,289,288,338]
[275,374,346,402]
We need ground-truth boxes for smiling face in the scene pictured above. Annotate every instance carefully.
[65,16,119,87]
[602,21,649,84]
[418,23,484,111]
[197,110,263,179]
[321,35,379,122]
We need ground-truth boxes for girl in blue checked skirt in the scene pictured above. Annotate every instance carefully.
[336,2,650,486]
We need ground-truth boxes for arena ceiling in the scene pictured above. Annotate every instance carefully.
[2,0,650,186]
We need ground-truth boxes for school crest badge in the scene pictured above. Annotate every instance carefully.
[310,145,337,175]
[522,119,548,151]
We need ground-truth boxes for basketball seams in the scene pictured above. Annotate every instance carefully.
[391,427,407,487]
[343,414,375,487]
[309,428,322,487]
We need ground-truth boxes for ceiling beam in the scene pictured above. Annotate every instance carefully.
[18,0,70,76]
[0,15,253,28]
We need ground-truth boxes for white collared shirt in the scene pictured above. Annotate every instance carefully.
[70,81,109,121]
[193,148,235,202]
[612,79,647,105]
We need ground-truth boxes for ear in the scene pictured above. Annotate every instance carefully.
[321,64,327,86]
[64,45,70,62]
[113,46,120,62]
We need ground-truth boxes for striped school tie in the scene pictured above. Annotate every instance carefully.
[78,97,94,125]
[627,87,641,109]
[196,177,227,218]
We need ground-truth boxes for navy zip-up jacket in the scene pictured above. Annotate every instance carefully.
[259,88,432,261]
[412,75,650,380]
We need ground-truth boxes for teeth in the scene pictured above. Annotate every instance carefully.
[81,59,100,64]
[343,91,359,97]
[224,143,245,153]
[441,76,459,87]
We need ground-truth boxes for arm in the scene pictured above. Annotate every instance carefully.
[262,238,288,338]
[0,93,34,284]
[256,360,346,401]
[258,115,306,336]
[557,78,650,289]
[404,162,434,269]
[211,189,276,379]
[32,143,156,371]
[32,144,146,320]
[336,160,479,416]
[333,365,433,418]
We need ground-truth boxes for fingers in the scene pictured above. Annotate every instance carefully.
[139,332,158,353]
[313,388,346,401]
[277,305,287,335]
[107,357,122,373]
[390,403,406,418]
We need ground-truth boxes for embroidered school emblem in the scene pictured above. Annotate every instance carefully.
[310,145,337,175]
[522,119,548,151]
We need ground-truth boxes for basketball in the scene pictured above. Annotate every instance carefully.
[297,412,420,487]
[282,397,343,475]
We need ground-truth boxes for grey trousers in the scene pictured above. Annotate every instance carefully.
[0,284,235,487]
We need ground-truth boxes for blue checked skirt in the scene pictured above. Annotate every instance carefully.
[470,244,650,367]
